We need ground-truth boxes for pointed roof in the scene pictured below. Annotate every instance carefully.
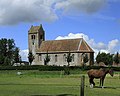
[39,24,44,31]
[28,24,44,34]
[36,38,94,53]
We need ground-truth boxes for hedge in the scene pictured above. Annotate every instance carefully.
[0,65,119,71]
[0,65,64,71]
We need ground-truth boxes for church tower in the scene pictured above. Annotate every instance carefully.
[28,24,45,56]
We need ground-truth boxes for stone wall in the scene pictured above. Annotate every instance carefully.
[33,52,91,66]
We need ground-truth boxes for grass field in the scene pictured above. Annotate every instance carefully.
[0,70,120,96]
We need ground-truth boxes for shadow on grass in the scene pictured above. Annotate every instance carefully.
[93,86,118,89]
[31,94,77,96]
[86,85,120,89]
[0,83,76,87]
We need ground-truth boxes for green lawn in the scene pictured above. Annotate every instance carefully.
[0,70,119,96]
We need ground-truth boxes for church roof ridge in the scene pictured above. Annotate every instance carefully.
[43,38,82,42]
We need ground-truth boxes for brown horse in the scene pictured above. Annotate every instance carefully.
[87,68,114,88]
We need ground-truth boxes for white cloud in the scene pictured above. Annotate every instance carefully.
[55,33,120,58]
[0,0,107,25]
[55,0,106,15]
[0,0,58,25]
[55,33,89,40]
[93,42,107,50]
[108,39,119,53]
[19,49,28,61]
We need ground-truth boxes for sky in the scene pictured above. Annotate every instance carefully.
[0,0,120,61]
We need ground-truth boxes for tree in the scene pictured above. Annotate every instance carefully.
[83,53,89,63]
[96,52,102,64]
[4,57,11,66]
[66,51,73,66]
[64,51,73,75]
[82,53,89,67]
[0,38,7,65]
[113,52,120,65]
[96,52,113,65]
[0,38,18,66]
[44,51,50,65]
[106,53,114,66]
[28,51,34,65]
[14,47,21,63]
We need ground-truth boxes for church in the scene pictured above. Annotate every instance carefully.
[28,24,94,66]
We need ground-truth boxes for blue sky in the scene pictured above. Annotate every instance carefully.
[0,0,120,61]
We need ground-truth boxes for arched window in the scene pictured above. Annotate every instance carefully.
[31,35,35,45]
[55,55,57,62]
[63,54,66,62]
[39,54,42,61]
[72,54,74,62]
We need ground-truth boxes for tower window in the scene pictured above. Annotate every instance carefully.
[31,35,35,45]
[31,35,35,39]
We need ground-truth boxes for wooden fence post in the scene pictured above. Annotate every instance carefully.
[119,73,120,79]
[80,75,85,96]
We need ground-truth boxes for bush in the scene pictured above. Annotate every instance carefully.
[64,66,70,75]
[0,65,64,71]
[0,65,119,71]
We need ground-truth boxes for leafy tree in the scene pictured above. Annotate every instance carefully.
[82,53,89,68]
[96,52,102,64]
[64,51,73,75]
[96,52,113,65]
[44,51,50,65]
[66,52,73,66]
[0,38,18,66]
[14,47,21,63]
[107,53,114,66]
[4,57,11,66]
[0,55,4,65]
[83,53,89,64]
[113,52,120,65]
[28,51,34,65]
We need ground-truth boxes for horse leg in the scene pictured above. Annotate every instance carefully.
[100,78,102,87]
[92,79,95,86]
[89,78,94,88]
[101,78,105,88]
[90,78,95,88]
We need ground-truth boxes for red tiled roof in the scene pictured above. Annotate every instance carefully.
[36,38,94,53]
